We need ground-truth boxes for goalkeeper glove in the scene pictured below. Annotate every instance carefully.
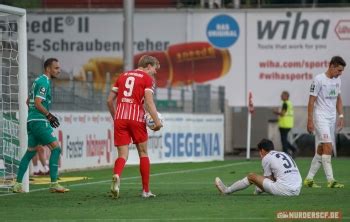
[46,112,60,128]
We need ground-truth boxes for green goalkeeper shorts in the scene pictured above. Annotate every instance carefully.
[27,121,57,147]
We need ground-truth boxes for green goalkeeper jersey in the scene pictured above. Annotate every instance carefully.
[27,74,52,122]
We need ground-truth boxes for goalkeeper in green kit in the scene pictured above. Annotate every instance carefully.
[13,58,69,193]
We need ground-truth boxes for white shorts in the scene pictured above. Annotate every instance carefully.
[263,178,301,196]
[314,118,335,144]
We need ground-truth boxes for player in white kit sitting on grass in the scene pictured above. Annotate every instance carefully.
[215,139,302,196]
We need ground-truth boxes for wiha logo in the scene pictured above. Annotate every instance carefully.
[257,12,330,40]
[335,20,350,40]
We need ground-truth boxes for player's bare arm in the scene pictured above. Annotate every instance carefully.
[307,95,317,133]
[34,97,50,116]
[336,94,344,131]
[107,90,117,118]
[144,90,162,131]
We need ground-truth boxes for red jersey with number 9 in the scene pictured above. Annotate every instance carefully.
[112,69,155,122]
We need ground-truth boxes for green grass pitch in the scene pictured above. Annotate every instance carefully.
[1,158,349,221]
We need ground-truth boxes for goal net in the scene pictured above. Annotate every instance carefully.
[0,4,28,193]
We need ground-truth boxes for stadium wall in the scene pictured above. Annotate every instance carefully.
[54,112,224,171]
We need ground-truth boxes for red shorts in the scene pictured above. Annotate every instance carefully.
[114,119,148,146]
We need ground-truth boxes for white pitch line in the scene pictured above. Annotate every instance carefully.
[0,161,250,196]
[66,218,350,221]
[119,182,214,185]
[49,217,269,221]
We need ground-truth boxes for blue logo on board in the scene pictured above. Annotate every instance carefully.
[207,15,240,48]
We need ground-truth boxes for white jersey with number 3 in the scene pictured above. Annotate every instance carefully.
[262,151,302,189]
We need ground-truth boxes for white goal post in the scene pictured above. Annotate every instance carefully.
[0,4,28,192]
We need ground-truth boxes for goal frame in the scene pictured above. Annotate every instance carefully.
[0,4,28,192]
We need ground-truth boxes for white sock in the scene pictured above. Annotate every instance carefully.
[255,186,263,192]
[321,155,334,182]
[43,165,49,173]
[254,186,263,194]
[306,154,322,179]
[227,177,250,193]
[33,165,39,173]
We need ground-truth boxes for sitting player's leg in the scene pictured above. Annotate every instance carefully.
[254,186,264,195]
[215,173,300,196]
[215,173,261,195]
[251,173,299,196]
[247,173,266,191]
[214,177,229,194]
[261,176,301,196]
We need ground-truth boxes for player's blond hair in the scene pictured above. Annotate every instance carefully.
[138,55,159,68]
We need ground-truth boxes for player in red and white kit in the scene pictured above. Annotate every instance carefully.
[107,55,163,198]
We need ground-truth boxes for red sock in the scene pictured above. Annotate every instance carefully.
[113,157,126,177]
[140,157,150,192]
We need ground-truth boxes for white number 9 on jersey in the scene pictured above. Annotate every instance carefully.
[123,76,135,97]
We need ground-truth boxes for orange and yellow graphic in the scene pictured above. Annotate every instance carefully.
[74,42,231,89]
